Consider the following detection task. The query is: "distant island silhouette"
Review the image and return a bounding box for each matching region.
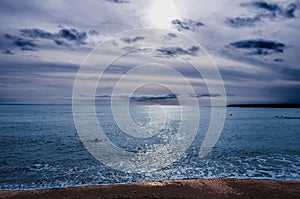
[227,104,300,108]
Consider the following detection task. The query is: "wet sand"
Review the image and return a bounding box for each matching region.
[1,178,300,199]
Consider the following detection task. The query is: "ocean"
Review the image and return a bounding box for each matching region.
[0,104,299,190]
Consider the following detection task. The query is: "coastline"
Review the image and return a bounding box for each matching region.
[1,178,300,199]
[227,104,300,108]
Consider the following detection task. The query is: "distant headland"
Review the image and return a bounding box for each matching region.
[227,104,300,108]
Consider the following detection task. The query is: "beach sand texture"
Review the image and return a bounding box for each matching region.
[1,178,300,199]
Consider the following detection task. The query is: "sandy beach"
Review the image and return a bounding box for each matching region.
[1,178,300,199]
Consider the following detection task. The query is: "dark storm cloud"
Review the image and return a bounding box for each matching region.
[155,46,199,58]
[1,49,14,55]
[20,28,55,39]
[130,93,177,101]
[121,36,144,43]
[4,27,88,51]
[54,40,69,46]
[252,1,280,12]
[105,0,130,3]
[243,1,297,19]
[284,3,298,18]
[228,1,298,28]
[274,58,284,62]
[21,28,88,44]
[58,28,87,44]
[229,39,285,55]
[171,19,204,31]
[4,34,37,51]
[225,16,261,28]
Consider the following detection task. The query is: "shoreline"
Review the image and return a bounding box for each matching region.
[1,178,300,199]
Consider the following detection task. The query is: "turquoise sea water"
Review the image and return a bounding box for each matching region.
[0,104,299,190]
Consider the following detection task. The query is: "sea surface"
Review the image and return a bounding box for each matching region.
[0,104,299,190]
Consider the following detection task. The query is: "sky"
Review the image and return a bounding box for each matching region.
[0,0,300,104]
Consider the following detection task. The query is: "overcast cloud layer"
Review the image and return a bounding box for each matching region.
[0,0,299,104]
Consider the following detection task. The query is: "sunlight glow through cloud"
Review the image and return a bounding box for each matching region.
[147,0,179,28]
